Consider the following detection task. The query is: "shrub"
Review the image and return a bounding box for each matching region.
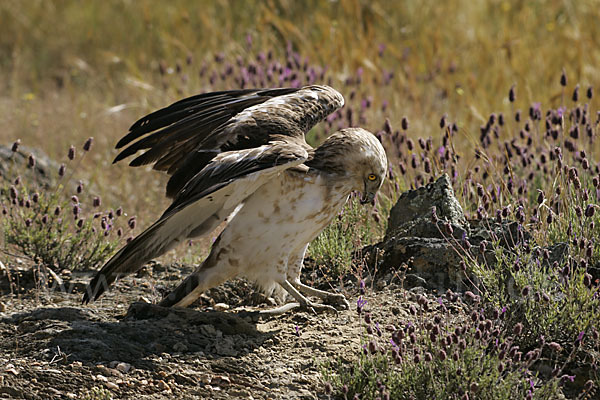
[1,139,131,274]
[322,294,574,400]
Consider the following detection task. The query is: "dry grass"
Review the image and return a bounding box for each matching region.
[1,0,600,258]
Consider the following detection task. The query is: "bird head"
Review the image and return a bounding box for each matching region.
[346,128,388,205]
[308,127,388,204]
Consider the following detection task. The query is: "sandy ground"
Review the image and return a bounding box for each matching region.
[0,263,420,399]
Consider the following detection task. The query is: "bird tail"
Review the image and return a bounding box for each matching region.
[82,209,196,303]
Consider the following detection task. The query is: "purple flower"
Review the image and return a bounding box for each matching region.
[356,296,367,314]
[577,331,585,342]
[11,139,20,152]
[561,375,575,383]
[437,146,446,158]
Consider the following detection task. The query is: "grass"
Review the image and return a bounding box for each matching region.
[1,1,600,398]
[308,196,383,277]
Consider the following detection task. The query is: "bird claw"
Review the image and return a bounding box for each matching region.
[324,293,350,310]
[258,301,337,315]
[301,301,338,315]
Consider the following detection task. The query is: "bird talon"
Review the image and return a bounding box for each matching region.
[301,301,337,314]
[325,293,350,310]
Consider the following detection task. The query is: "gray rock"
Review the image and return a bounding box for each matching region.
[366,174,561,292]
[368,236,467,292]
[0,145,60,189]
[387,173,468,239]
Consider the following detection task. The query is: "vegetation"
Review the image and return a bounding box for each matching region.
[0,138,133,273]
[1,1,599,398]
[308,195,383,277]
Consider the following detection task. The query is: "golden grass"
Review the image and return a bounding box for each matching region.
[1,0,600,260]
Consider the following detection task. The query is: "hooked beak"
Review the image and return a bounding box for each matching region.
[360,191,376,205]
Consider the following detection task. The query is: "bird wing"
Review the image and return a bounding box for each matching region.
[83,142,307,303]
[83,85,344,303]
[113,85,344,198]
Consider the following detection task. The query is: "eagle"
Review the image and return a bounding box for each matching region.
[83,85,387,313]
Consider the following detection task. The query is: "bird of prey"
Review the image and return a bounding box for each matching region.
[83,85,387,313]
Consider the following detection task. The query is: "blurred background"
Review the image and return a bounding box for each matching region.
[1,0,599,246]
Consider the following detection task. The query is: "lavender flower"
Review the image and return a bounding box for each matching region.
[11,139,21,152]
[83,137,93,151]
[68,145,76,160]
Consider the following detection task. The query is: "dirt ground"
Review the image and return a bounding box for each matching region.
[0,262,422,399]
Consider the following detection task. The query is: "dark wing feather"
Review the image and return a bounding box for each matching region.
[116,89,287,148]
[113,85,344,198]
[113,92,284,164]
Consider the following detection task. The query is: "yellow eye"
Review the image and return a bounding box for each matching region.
[368,174,377,181]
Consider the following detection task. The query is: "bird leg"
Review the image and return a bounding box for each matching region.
[259,280,337,315]
[291,280,350,310]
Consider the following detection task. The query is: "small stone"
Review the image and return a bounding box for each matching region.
[266,297,277,306]
[96,374,108,382]
[212,375,231,386]
[4,363,18,375]
[116,362,131,374]
[157,380,171,391]
[105,381,119,390]
[213,303,230,311]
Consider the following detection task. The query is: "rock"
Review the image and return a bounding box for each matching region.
[115,362,132,374]
[468,218,530,248]
[0,144,61,189]
[157,380,171,391]
[211,375,231,387]
[366,174,550,292]
[387,173,468,239]
[367,175,470,290]
[213,303,230,311]
[4,363,19,375]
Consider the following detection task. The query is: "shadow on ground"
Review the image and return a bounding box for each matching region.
[1,303,271,370]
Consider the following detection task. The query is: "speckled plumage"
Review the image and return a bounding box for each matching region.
[83,86,387,312]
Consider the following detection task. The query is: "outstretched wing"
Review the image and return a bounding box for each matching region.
[83,142,308,303]
[83,85,344,303]
[114,85,344,198]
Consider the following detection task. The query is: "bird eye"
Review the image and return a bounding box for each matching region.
[368,174,377,181]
